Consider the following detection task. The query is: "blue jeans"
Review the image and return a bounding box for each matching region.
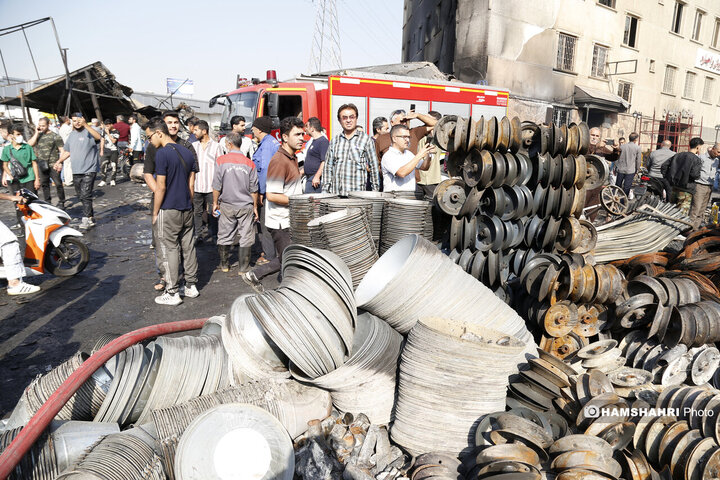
[615,172,634,195]
[305,179,322,193]
[73,172,96,218]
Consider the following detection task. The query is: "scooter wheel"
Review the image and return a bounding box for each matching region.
[44,236,90,276]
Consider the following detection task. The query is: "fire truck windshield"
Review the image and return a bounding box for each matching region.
[220,91,258,132]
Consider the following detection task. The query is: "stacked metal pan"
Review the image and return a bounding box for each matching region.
[288,193,337,244]
[290,313,403,425]
[152,380,331,478]
[174,404,294,480]
[20,352,109,423]
[434,116,602,298]
[391,317,526,456]
[242,245,356,380]
[348,191,395,246]
[135,335,230,425]
[0,425,58,479]
[355,234,535,356]
[222,294,291,384]
[380,198,433,254]
[307,208,378,287]
[56,425,165,479]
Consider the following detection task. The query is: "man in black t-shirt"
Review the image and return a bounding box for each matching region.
[302,117,329,193]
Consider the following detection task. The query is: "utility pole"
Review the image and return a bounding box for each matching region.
[308,0,342,73]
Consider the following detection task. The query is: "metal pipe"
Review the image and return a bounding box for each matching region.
[0,317,209,478]
[21,27,40,80]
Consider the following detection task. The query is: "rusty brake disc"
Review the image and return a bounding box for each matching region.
[562,155,577,189]
[496,116,511,153]
[550,450,621,479]
[572,220,597,255]
[453,116,469,152]
[491,151,508,188]
[433,178,467,216]
[485,116,498,151]
[509,116,522,153]
[433,114,457,151]
[585,154,609,190]
[574,154,587,189]
[571,186,586,218]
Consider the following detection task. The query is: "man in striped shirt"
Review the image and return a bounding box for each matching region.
[192,120,225,243]
[322,104,380,195]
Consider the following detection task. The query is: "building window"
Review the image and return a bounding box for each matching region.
[663,66,677,94]
[617,81,633,103]
[623,15,639,47]
[556,33,577,72]
[702,77,714,102]
[692,10,704,41]
[591,45,609,78]
[552,107,572,127]
[672,2,684,34]
[712,18,720,48]
[650,60,656,73]
[597,0,616,7]
[683,71,697,98]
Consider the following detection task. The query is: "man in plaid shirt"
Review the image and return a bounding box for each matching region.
[322,104,380,195]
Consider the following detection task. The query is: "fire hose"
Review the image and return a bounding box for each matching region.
[0,317,209,478]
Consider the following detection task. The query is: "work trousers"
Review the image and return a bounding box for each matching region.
[253,227,291,280]
[256,198,277,259]
[156,209,198,294]
[8,180,36,225]
[689,183,712,229]
[38,165,66,203]
[673,189,693,216]
[217,204,255,247]
[193,192,217,239]
[100,151,118,182]
[72,172,96,218]
[0,220,24,281]
[615,172,634,195]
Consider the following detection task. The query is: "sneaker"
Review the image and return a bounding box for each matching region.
[79,217,90,230]
[155,291,182,306]
[55,200,66,209]
[110,180,116,186]
[184,284,199,298]
[7,282,40,295]
[88,217,96,227]
[97,180,106,187]
[10,223,21,230]
[240,271,265,293]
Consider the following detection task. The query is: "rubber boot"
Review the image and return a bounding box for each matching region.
[218,244,230,272]
[238,246,252,274]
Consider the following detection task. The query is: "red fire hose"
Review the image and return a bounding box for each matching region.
[0,317,208,478]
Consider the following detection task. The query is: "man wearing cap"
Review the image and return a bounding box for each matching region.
[251,116,279,266]
[55,112,102,230]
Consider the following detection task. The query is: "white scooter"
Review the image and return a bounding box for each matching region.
[0,189,89,278]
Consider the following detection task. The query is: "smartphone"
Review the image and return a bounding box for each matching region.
[410,103,416,112]
[605,139,615,146]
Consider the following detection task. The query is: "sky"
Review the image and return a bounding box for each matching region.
[0,0,404,100]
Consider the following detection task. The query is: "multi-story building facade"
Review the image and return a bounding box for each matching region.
[403,0,720,148]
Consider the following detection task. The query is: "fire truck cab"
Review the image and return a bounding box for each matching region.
[210,69,510,139]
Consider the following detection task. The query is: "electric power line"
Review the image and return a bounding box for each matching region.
[308,0,343,72]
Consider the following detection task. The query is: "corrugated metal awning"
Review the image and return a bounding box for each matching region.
[574,85,630,112]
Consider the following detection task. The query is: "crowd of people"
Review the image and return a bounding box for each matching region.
[2,107,719,301]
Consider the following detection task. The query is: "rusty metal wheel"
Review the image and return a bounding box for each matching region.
[601,184,630,215]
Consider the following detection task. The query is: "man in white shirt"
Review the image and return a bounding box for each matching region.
[222,116,254,158]
[192,120,225,243]
[58,116,73,186]
[128,115,144,165]
[382,124,435,192]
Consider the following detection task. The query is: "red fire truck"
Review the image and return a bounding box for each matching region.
[209,69,509,138]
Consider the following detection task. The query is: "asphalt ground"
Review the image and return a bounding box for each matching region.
[0,176,278,416]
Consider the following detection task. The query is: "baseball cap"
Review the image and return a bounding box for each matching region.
[70,112,84,118]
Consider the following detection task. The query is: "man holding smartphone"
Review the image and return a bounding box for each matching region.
[374,107,438,166]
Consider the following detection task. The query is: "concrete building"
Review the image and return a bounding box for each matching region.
[403,0,720,148]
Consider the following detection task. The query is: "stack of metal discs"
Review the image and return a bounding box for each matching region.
[307,208,378,287]
[391,317,526,456]
[52,421,121,473]
[221,294,290,384]
[348,191,394,247]
[56,426,165,479]
[290,313,402,424]
[319,197,375,244]
[388,190,422,200]
[380,198,433,254]
[288,193,337,244]
[356,234,535,357]
[174,404,294,480]
[22,351,109,422]
[0,426,58,479]
[242,245,356,380]
[135,335,230,424]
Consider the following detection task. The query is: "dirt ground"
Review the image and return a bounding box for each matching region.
[0,177,278,416]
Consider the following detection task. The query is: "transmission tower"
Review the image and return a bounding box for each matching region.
[308,0,342,73]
